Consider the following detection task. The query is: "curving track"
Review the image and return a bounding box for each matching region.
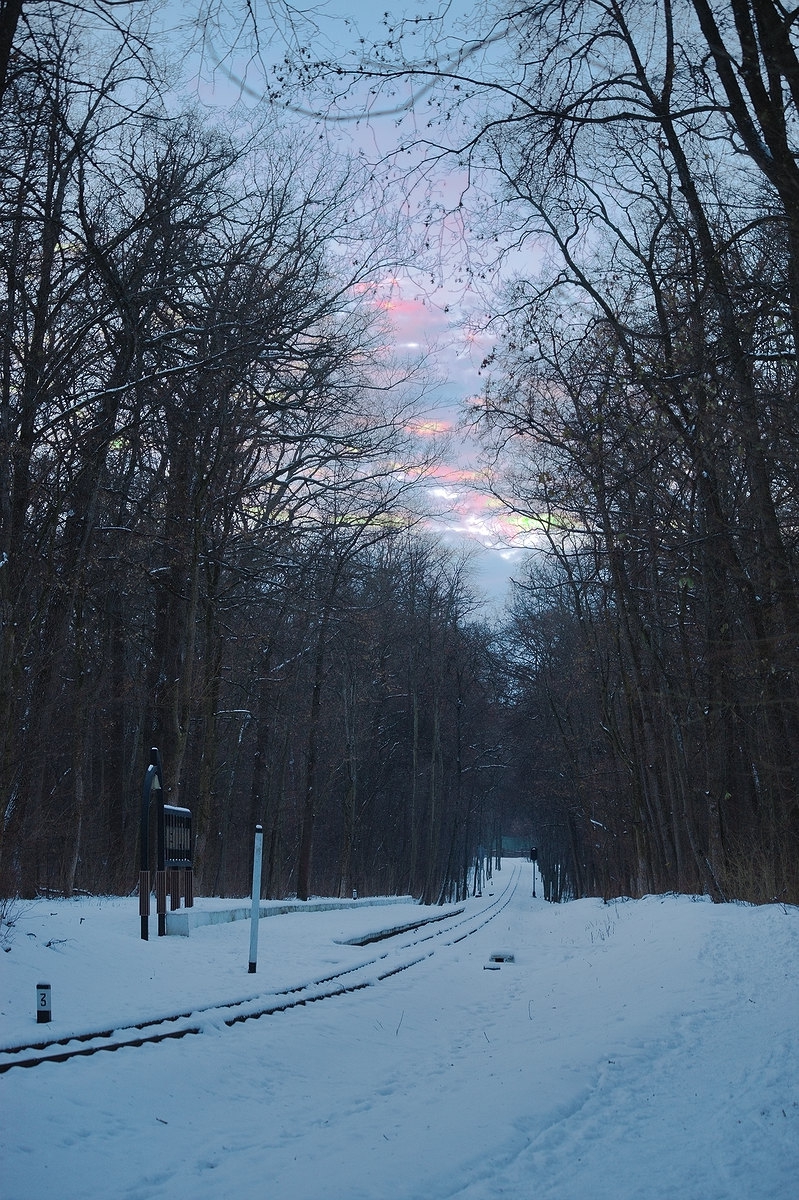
[0,862,523,1075]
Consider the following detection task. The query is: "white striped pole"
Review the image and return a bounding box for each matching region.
[248,825,264,973]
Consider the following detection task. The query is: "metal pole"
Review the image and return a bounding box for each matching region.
[152,748,166,937]
[139,748,164,940]
[248,824,264,973]
[139,763,158,941]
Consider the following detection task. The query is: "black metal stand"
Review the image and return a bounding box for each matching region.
[140,748,165,940]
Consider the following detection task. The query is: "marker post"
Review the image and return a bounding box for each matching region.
[36,982,51,1023]
[248,824,264,973]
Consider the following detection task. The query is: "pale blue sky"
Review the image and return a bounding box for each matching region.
[179,0,534,611]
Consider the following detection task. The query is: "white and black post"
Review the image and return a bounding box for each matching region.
[36,982,51,1023]
[248,824,264,973]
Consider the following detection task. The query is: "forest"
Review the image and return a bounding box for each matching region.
[2,0,798,908]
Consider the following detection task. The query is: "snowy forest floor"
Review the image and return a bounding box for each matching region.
[1,862,797,1199]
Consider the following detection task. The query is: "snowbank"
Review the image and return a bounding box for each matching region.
[1,871,797,1198]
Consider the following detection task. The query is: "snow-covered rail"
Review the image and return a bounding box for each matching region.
[0,863,523,1074]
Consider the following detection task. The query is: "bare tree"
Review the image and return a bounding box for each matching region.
[279,0,799,902]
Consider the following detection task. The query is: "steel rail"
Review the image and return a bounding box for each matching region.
[0,863,523,1075]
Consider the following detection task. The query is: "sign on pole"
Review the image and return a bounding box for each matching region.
[139,748,193,940]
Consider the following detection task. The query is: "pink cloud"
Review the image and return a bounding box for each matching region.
[405,418,454,437]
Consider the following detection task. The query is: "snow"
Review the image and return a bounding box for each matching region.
[2,862,798,1199]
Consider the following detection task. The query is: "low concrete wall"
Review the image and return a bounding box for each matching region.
[165,895,415,936]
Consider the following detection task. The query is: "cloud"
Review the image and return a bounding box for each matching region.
[366,273,541,608]
[405,418,454,437]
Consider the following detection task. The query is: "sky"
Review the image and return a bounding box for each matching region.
[369,272,535,609]
[311,0,542,611]
[2,866,798,1197]
[180,0,540,612]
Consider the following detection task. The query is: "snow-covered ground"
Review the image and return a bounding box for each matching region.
[1,862,797,1199]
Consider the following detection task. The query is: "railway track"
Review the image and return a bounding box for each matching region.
[0,862,522,1075]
